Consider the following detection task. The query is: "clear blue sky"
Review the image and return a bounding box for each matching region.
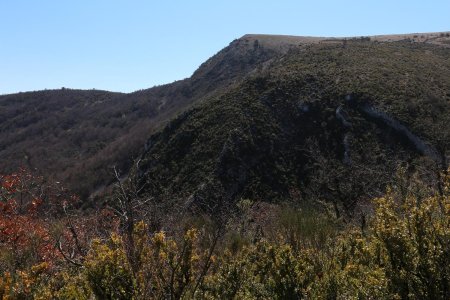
[1,1,449,95]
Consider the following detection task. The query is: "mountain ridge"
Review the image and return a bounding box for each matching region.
[1,32,449,205]
[137,36,450,216]
[0,33,288,198]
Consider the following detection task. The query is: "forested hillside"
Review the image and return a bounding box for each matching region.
[139,38,450,218]
[0,35,286,199]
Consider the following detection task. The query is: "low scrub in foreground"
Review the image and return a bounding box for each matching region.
[0,169,449,299]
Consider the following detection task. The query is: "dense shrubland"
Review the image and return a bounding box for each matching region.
[0,166,448,299]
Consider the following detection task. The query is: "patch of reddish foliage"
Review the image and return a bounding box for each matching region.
[0,168,118,269]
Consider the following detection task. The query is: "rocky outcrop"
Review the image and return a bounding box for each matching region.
[336,105,353,165]
[358,103,442,165]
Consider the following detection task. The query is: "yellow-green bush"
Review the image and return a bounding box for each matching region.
[307,232,391,299]
[84,233,134,299]
[203,241,317,299]
[83,222,212,299]
[308,183,449,299]
[371,190,449,299]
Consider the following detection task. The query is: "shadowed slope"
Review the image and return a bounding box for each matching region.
[139,39,450,215]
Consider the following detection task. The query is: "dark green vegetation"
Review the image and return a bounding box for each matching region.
[140,38,450,218]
